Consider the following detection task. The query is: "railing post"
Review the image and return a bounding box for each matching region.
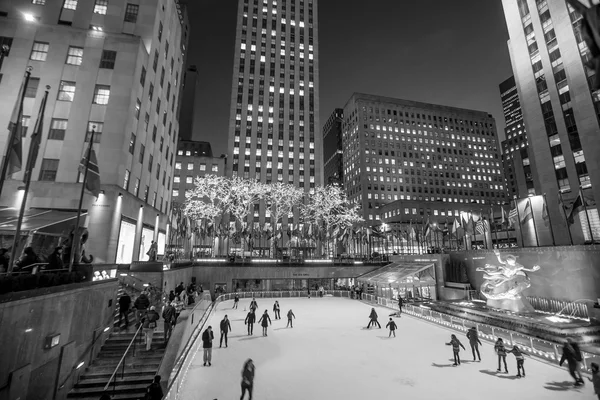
[509,332,514,345]
[491,327,496,338]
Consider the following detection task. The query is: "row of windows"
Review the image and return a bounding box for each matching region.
[174,163,219,172]
[32,0,140,23]
[30,41,117,69]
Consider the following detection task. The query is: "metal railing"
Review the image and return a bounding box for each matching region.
[103,324,144,393]
[363,295,600,373]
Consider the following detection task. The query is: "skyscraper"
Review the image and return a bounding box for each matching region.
[323,108,343,186]
[499,76,536,199]
[0,0,189,263]
[179,65,199,141]
[226,0,321,225]
[502,0,600,244]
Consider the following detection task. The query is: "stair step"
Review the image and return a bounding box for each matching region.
[91,357,161,367]
[81,368,158,380]
[67,383,148,397]
[75,376,153,388]
[85,363,160,374]
[96,351,164,360]
[67,395,143,400]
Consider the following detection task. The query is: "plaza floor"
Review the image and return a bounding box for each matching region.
[179,297,593,400]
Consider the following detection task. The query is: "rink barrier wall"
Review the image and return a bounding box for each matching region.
[162,290,352,399]
[361,294,600,374]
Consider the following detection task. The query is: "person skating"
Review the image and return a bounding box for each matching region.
[385,317,397,337]
[397,296,403,314]
[220,315,232,348]
[273,301,281,319]
[245,309,256,335]
[559,337,585,386]
[286,309,295,328]
[446,334,466,366]
[494,338,509,373]
[466,326,482,362]
[234,294,239,309]
[202,326,214,366]
[507,345,527,378]
[367,308,381,329]
[588,362,600,399]
[249,298,258,313]
[258,310,272,336]
[240,358,255,400]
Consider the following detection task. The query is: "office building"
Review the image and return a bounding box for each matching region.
[499,75,536,199]
[341,93,507,223]
[226,0,321,225]
[323,108,343,186]
[178,64,198,141]
[0,0,189,263]
[501,0,600,244]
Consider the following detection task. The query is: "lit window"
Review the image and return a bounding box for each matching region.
[57,81,76,101]
[212,165,219,172]
[66,46,83,65]
[123,169,130,190]
[30,42,49,61]
[94,0,108,14]
[173,189,179,197]
[93,85,110,105]
[32,0,46,4]
[175,162,182,170]
[200,163,206,171]
[48,119,68,140]
[187,163,194,170]
[63,0,78,10]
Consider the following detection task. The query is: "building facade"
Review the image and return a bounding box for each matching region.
[501,0,600,244]
[226,0,321,226]
[0,0,189,263]
[322,108,343,185]
[499,75,536,199]
[178,64,198,141]
[342,93,507,223]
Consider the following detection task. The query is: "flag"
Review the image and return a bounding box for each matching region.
[508,208,518,227]
[24,88,49,183]
[78,148,101,198]
[542,196,550,227]
[6,69,31,175]
[567,194,583,225]
[424,224,431,238]
[501,207,508,226]
[520,199,533,224]
[475,220,484,235]
[466,215,475,235]
[452,218,460,234]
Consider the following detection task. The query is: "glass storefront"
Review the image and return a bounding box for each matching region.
[157,231,166,256]
[116,220,136,264]
[139,227,154,261]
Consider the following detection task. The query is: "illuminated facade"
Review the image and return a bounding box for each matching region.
[322,108,343,185]
[226,0,321,225]
[0,0,189,263]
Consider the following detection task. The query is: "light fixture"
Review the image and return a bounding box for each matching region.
[119,273,128,277]
[76,361,85,369]
[17,186,25,191]
[142,283,149,287]
[118,193,123,198]
[25,328,33,333]
[104,327,110,332]
[100,190,105,195]
[23,13,36,22]
[140,205,144,209]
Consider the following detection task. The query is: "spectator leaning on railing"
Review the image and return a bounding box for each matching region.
[0,248,9,273]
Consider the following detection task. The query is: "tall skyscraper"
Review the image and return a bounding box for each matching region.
[322,108,343,186]
[0,0,189,263]
[502,0,600,244]
[499,76,536,199]
[226,0,321,225]
[342,93,506,223]
[179,65,199,141]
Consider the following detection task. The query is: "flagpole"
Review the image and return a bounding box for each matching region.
[0,67,32,200]
[8,86,49,273]
[528,198,540,246]
[559,191,574,245]
[543,194,556,246]
[580,187,595,243]
[68,128,95,271]
[514,199,525,247]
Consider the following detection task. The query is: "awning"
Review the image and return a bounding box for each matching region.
[357,262,436,285]
[0,208,87,235]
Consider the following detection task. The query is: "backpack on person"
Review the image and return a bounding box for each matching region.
[145,382,162,400]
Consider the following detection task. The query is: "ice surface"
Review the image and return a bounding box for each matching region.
[179,297,593,400]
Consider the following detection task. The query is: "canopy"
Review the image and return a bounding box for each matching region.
[357,261,436,285]
[0,208,87,236]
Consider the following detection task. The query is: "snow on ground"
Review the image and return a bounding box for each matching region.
[179,297,593,400]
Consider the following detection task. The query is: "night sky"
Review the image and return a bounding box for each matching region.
[185,0,513,157]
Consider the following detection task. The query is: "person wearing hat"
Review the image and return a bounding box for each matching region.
[46,246,64,270]
[466,326,482,362]
[202,326,214,366]
[240,358,255,400]
[142,306,160,351]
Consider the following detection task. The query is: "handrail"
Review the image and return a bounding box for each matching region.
[0,263,56,276]
[103,323,144,392]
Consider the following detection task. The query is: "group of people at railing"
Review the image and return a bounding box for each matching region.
[0,246,65,273]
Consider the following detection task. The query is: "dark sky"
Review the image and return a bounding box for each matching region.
[186,0,513,157]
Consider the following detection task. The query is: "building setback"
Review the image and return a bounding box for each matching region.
[499,75,536,200]
[0,0,189,263]
[341,93,507,224]
[322,108,343,186]
[501,0,600,244]
[226,0,321,226]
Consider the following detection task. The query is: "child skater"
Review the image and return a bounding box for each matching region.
[507,345,527,378]
[446,334,466,366]
[385,317,397,338]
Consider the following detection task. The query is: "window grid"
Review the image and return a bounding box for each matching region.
[93,85,110,105]
[25,78,40,98]
[93,0,108,14]
[99,50,116,69]
[63,0,78,10]
[30,42,49,61]
[48,119,68,140]
[66,46,83,65]
[39,158,59,181]
[57,81,76,101]
[124,3,139,23]
[85,122,103,143]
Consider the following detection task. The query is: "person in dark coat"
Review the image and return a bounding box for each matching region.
[202,326,214,366]
[367,308,381,329]
[145,375,163,400]
[446,334,466,366]
[258,310,272,336]
[0,248,9,273]
[397,296,403,314]
[560,337,584,386]
[234,294,239,309]
[249,298,258,312]
[118,292,131,330]
[466,326,482,361]
[175,282,185,296]
[494,338,508,373]
[46,246,64,270]
[245,310,256,335]
[162,302,176,342]
[14,247,39,271]
[240,358,255,400]
[168,290,176,302]
[220,315,232,348]
[273,301,281,319]
[134,292,150,326]
[286,309,295,328]
[385,317,397,337]
[507,345,527,378]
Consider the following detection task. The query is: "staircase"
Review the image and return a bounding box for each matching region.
[67,284,166,400]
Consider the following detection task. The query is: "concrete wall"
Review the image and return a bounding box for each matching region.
[0,280,117,400]
[450,246,600,303]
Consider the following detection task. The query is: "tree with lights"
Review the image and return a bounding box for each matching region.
[264,182,304,257]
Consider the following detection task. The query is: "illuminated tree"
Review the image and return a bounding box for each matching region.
[264,182,304,255]
[226,176,268,252]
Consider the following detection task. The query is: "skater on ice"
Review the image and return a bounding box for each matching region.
[367,307,381,329]
[273,300,281,320]
[466,326,482,362]
[385,317,397,337]
[233,293,239,309]
[240,358,255,400]
[559,337,584,386]
[286,309,295,328]
[220,315,231,348]
[507,345,527,378]
[245,309,256,335]
[258,309,272,336]
[446,334,466,366]
[587,362,600,399]
[202,326,214,366]
[494,338,508,373]
[249,297,258,312]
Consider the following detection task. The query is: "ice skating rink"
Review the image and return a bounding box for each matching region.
[179,297,593,400]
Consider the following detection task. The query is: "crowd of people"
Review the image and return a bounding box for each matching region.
[0,246,65,273]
